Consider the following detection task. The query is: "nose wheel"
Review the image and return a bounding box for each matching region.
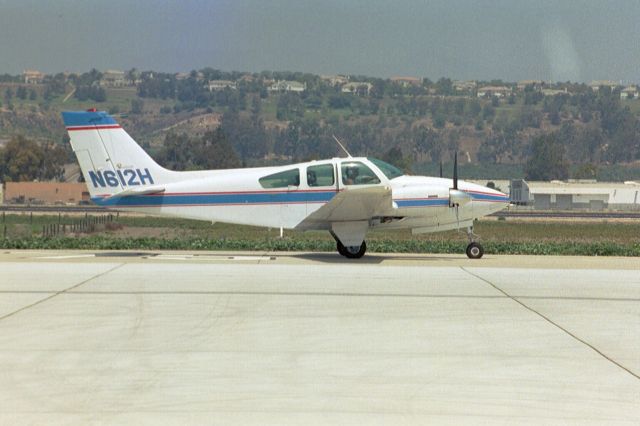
[465,226,484,259]
[466,241,484,259]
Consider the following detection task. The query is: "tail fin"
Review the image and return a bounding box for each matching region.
[62,110,173,198]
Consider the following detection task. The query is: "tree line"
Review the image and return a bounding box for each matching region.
[0,135,70,182]
[1,67,639,182]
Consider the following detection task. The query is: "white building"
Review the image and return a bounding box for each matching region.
[208,80,237,91]
[268,80,306,92]
[620,86,638,100]
[589,80,619,91]
[341,82,373,95]
[23,70,44,84]
[453,80,477,92]
[477,86,511,98]
[542,88,569,97]
[509,180,640,211]
[101,70,126,87]
[321,75,349,86]
[517,80,544,91]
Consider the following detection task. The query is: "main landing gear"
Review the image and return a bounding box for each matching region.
[337,240,367,259]
[465,226,484,259]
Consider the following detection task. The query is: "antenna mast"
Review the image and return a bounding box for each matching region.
[332,134,352,158]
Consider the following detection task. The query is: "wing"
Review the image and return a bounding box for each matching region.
[296,185,394,230]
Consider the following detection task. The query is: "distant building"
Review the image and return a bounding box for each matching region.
[342,82,372,95]
[542,88,569,97]
[3,182,90,205]
[589,80,619,91]
[517,80,544,91]
[620,86,638,100]
[321,75,349,86]
[453,80,477,92]
[390,76,421,87]
[509,180,640,211]
[23,70,45,84]
[208,80,237,91]
[477,86,511,98]
[101,70,126,87]
[175,72,190,81]
[268,80,306,92]
[125,69,142,86]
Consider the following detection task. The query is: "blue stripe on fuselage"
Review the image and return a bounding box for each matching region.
[93,190,337,207]
[394,199,449,208]
[92,189,508,208]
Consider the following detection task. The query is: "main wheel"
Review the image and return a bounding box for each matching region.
[337,240,367,259]
[465,242,484,259]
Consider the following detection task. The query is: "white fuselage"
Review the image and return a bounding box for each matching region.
[93,157,509,233]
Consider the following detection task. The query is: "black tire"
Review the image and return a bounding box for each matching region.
[336,241,346,257]
[337,240,367,259]
[466,242,484,259]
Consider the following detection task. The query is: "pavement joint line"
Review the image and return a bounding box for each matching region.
[0,263,125,323]
[0,290,637,302]
[460,266,640,381]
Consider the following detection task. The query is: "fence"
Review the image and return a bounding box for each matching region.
[41,213,115,237]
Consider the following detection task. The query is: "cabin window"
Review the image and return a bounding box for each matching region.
[341,161,381,185]
[306,164,334,187]
[259,168,300,188]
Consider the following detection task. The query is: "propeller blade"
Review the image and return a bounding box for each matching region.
[439,161,443,178]
[453,151,458,190]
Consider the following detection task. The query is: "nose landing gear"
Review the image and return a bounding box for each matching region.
[465,226,484,259]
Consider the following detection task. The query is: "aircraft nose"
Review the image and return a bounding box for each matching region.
[473,187,510,213]
[490,189,510,213]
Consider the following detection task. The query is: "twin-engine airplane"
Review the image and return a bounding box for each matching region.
[62,110,509,259]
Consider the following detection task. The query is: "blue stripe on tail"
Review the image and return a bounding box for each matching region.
[62,111,117,127]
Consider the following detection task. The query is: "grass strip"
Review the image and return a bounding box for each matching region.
[1,236,638,257]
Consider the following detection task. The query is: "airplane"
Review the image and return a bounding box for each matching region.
[62,109,509,259]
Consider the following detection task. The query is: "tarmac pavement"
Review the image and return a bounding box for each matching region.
[0,250,638,424]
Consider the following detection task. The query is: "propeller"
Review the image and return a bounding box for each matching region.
[448,151,471,229]
[453,151,458,190]
[439,161,443,178]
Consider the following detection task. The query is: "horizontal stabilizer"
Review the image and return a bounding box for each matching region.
[104,185,165,200]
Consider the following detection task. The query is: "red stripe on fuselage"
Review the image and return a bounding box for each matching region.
[66,125,122,131]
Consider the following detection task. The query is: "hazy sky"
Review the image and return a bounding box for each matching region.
[1,0,639,82]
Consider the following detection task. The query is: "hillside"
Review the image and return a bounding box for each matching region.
[1,70,639,181]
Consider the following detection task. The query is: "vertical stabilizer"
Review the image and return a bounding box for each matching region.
[62,111,174,198]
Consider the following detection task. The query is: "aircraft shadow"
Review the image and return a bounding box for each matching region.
[291,252,463,264]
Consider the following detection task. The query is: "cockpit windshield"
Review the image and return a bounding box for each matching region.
[368,157,404,180]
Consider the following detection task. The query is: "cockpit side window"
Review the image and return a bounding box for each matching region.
[259,168,300,188]
[341,161,381,185]
[306,164,334,187]
[368,157,404,180]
